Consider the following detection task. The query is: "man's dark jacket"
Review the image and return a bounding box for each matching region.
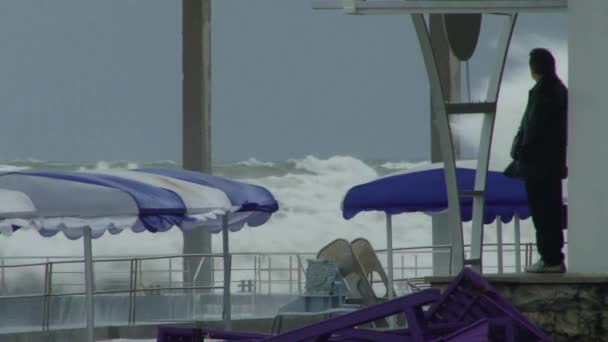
[509,74,568,179]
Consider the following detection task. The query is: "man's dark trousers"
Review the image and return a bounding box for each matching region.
[524,175,564,266]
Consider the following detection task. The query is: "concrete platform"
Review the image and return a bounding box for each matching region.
[0,311,341,342]
[426,272,608,342]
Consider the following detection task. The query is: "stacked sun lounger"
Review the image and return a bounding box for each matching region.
[157,268,552,342]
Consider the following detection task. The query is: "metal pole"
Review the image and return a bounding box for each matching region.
[43,262,52,331]
[222,215,232,329]
[297,255,302,295]
[253,255,257,294]
[257,256,262,294]
[168,256,173,288]
[268,257,271,296]
[289,256,293,294]
[128,259,135,326]
[514,215,521,272]
[401,255,405,281]
[386,214,394,299]
[496,217,503,274]
[132,259,138,325]
[83,227,95,342]
[1,258,5,295]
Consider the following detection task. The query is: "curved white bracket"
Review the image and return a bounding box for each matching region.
[411,14,465,273]
[469,14,517,272]
[412,14,517,274]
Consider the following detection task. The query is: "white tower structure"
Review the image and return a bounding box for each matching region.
[312,0,568,273]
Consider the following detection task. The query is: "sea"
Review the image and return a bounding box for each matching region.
[0,155,537,293]
[0,155,535,256]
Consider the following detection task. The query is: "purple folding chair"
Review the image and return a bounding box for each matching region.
[425,268,551,342]
[158,327,271,342]
[158,269,549,342]
[157,327,204,342]
[200,329,270,340]
[258,288,440,342]
[431,318,492,342]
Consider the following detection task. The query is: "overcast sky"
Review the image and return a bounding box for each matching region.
[0,1,567,163]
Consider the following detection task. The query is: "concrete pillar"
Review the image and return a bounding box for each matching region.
[429,15,461,275]
[567,0,608,273]
[182,0,213,286]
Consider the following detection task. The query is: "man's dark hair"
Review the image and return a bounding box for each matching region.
[529,48,556,76]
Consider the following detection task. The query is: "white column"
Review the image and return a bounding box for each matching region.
[182,0,213,287]
[567,0,608,273]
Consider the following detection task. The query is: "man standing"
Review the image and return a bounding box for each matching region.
[509,48,568,273]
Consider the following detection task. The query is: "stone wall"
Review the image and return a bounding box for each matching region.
[428,274,608,342]
[495,282,608,341]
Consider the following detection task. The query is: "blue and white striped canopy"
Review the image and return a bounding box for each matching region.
[342,161,534,224]
[0,169,278,239]
[137,168,279,230]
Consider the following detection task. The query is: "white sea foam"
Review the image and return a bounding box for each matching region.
[0,155,537,291]
[0,155,537,256]
[0,165,28,172]
[380,161,429,171]
[236,157,275,167]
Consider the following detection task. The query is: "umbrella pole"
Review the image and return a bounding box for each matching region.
[514,215,521,273]
[496,217,503,274]
[386,214,394,299]
[83,226,95,342]
[222,215,232,329]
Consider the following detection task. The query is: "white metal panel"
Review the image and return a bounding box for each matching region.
[312,0,567,14]
[567,0,608,273]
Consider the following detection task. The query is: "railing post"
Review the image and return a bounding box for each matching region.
[267,257,271,296]
[132,259,139,326]
[168,256,173,289]
[257,256,262,295]
[289,256,293,294]
[42,262,53,331]
[138,258,144,290]
[401,255,405,280]
[1,258,5,295]
[252,255,256,293]
[514,215,522,272]
[414,255,419,278]
[128,259,135,326]
[496,217,504,274]
[297,255,302,295]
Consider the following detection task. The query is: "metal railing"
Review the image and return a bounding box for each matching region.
[0,241,550,296]
[0,241,561,333]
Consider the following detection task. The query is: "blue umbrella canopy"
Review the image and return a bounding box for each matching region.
[136,168,279,230]
[342,162,532,224]
[0,170,235,239]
